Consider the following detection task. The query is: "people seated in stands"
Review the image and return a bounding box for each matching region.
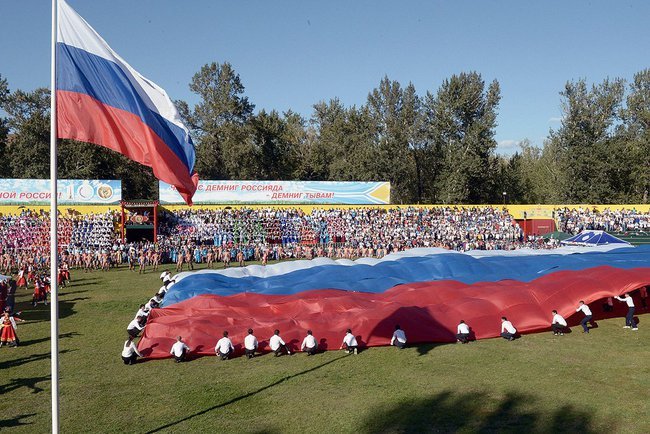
[244,328,258,359]
[614,293,638,330]
[170,336,190,362]
[215,331,235,360]
[500,317,517,341]
[127,316,145,338]
[551,310,568,335]
[456,320,471,343]
[576,301,593,333]
[121,335,142,365]
[269,329,290,357]
[390,324,407,349]
[301,330,318,355]
[340,328,358,354]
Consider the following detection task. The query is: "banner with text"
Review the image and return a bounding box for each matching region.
[0,179,121,205]
[159,180,390,205]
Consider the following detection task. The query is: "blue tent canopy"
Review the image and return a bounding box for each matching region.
[561,230,630,246]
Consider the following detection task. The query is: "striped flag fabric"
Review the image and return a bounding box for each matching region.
[55,0,198,205]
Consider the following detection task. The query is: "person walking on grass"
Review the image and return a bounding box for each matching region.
[551,310,569,336]
[576,301,593,333]
[615,293,638,330]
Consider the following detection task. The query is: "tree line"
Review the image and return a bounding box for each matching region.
[0,66,648,203]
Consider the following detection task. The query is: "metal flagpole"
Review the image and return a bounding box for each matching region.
[50,0,60,432]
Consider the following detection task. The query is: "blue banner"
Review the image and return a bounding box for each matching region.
[159,180,390,205]
[0,179,121,205]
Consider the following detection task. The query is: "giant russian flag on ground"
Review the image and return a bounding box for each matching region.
[138,245,650,359]
[56,0,198,205]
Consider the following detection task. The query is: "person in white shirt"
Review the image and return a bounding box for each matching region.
[121,335,142,365]
[339,328,358,354]
[170,336,190,362]
[244,328,258,359]
[215,330,235,360]
[134,304,149,322]
[127,316,145,338]
[500,317,517,341]
[576,301,593,333]
[160,270,171,284]
[614,293,638,330]
[551,310,568,336]
[456,320,470,344]
[301,330,318,355]
[269,329,290,357]
[390,324,407,349]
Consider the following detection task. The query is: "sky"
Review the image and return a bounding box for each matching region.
[1,0,649,155]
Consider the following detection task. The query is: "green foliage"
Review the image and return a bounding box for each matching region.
[425,72,501,203]
[2,66,650,204]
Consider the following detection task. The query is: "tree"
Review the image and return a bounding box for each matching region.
[622,69,650,203]
[425,72,501,203]
[250,109,302,180]
[1,86,51,178]
[179,62,255,180]
[547,78,625,203]
[366,77,417,203]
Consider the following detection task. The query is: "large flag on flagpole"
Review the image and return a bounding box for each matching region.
[56,0,199,205]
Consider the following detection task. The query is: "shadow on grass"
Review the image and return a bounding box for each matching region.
[0,376,50,394]
[145,354,348,433]
[0,413,36,428]
[0,349,74,370]
[360,390,605,433]
[20,298,89,324]
[367,306,457,356]
[18,331,80,347]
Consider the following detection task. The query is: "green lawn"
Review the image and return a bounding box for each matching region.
[1,264,648,433]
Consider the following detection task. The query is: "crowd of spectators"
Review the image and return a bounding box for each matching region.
[556,207,650,235]
[1,206,649,274]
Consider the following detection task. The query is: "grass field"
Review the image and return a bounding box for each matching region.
[1,264,649,433]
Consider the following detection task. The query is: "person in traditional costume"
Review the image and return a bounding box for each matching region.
[16,268,28,288]
[0,310,24,347]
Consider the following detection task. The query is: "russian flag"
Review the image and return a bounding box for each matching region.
[55,0,198,205]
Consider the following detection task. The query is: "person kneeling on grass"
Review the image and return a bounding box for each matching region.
[215,330,235,360]
[121,335,142,365]
[244,328,258,359]
[127,316,145,338]
[456,320,470,343]
[340,328,358,354]
[269,329,291,357]
[551,310,569,335]
[170,336,190,362]
[500,317,517,341]
[301,330,318,355]
[390,324,407,349]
